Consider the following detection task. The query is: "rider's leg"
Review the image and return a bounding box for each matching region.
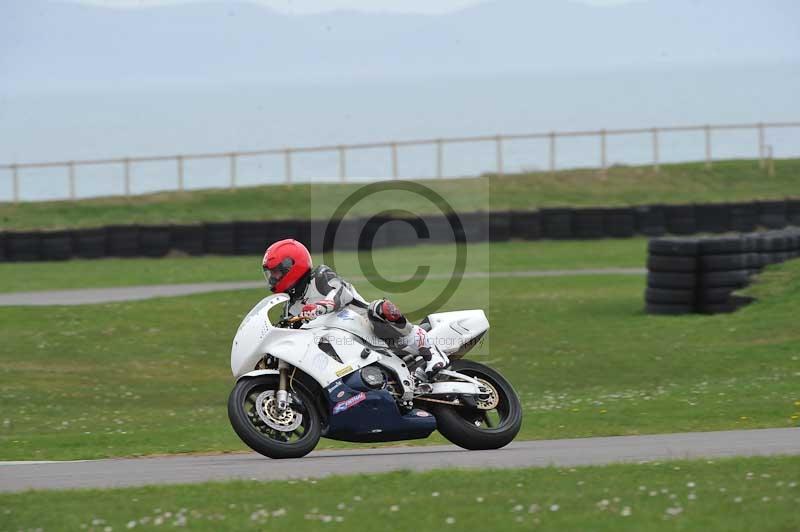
[367,299,449,378]
[409,326,449,378]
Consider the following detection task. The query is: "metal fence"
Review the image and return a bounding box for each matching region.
[1,120,798,202]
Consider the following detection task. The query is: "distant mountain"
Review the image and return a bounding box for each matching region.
[1,0,798,90]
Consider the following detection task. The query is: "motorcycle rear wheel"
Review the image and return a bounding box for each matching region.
[228,375,321,459]
[429,360,522,450]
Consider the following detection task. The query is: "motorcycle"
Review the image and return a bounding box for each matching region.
[227,293,522,458]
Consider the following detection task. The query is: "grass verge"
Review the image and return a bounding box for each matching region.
[1,158,797,230]
[2,456,799,531]
[1,241,798,460]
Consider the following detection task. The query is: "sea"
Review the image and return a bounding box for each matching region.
[1,63,799,201]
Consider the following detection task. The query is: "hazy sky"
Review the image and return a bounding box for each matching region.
[71,0,636,15]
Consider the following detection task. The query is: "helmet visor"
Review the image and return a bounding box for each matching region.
[263,257,294,291]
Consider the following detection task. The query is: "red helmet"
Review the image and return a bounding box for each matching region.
[262,239,312,293]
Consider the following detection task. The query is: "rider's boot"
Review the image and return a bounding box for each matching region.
[416,345,449,382]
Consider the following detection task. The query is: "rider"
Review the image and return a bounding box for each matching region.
[262,238,448,380]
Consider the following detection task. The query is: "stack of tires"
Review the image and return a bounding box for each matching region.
[645,227,800,316]
[696,235,760,314]
[645,238,699,315]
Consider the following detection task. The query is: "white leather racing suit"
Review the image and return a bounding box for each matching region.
[285,265,448,375]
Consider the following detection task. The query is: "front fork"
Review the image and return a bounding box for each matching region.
[276,360,290,412]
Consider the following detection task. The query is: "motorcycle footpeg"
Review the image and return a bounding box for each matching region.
[404,355,426,372]
[414,382,433,394]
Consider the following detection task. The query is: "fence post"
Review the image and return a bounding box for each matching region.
[338,146,346,182]
[11,164,19,203]
[757,122,765,169]
[600,129,607,175]
[177,156,184,191]
[391,143,398,179]
[436,139,443,178]
[123,158,131,197]
[548,132,556,173]
[652,128,660,173]
[68,162,76,200]
[767,145,775,177]
[704,125,712,170]
[284,149,293,184]
[229,153,237,189]
[495,135,504,177]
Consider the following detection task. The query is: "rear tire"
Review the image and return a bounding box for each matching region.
[228,375,322,459]
[430,360,522,451]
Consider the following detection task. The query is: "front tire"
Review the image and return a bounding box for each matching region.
[228,375,322,459]
[430,360,522,450]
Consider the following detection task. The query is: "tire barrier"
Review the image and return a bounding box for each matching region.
[419,215,452,245]
[488,211,512,242]
[6,231,42,262]
[74,228,107,259]
[645,227,800,316]
[603,207,636,238]
[510,210,542,240]
[758,200,787,229]
[234,221,273,256]
[696,203,730,234]
[139,226,171,258]
[540,208,572,239]
[663,204,697,235]
[170,225,205,256]
[645,235,699,315]
[635,204,666,236]
[788,200,800,226]
[2,199,798,262]
[40,231,73,261]
[204,223,236,255]
[729,203,759,233]
[107,225,140,257]
[459,211,490,244]
[572,208,606,239]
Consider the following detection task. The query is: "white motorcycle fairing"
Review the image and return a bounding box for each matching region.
[231,294,490,399]
[231,294,382,387]
[425,309,489,358]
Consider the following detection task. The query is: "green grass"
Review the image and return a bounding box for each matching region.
[2,456,799,531]
[1,158,798,230]
[1,241,799,460]
[0,239,647,293]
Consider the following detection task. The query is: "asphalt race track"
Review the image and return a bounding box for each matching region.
[2,428,797,493]
[0,269,645,306]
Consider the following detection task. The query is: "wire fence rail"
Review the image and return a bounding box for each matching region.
[1,121,798,202]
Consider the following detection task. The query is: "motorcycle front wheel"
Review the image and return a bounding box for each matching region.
[228,375,321,459]
[429,359,522,450]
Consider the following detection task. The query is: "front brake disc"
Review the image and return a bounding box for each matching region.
[255,390,303,432]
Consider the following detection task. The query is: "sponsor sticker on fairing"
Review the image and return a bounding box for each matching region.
[332,392,367,415]
[335,365,354,377]
[336,309,355,321]
[414,410,431,417]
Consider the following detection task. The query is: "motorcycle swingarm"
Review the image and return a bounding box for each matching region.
[424,381,485,396]
[423,371,489,396]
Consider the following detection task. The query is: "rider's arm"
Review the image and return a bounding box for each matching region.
[311,267,356,315]
[317,279,353,314]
